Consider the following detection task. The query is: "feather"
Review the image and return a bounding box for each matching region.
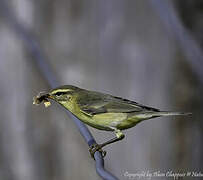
[77,90,160,116]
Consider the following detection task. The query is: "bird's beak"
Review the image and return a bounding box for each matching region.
[47,93,53,99]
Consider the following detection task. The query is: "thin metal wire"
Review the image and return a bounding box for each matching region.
[0,1,119,179]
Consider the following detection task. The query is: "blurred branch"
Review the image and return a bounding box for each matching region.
[0,1,118,179]
[150,0,203,83]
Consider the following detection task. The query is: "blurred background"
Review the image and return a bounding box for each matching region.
[0,0,202,179]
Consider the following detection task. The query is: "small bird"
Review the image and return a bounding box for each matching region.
[33,85,191,158]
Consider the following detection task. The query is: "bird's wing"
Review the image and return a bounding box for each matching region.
[77,91,160,116]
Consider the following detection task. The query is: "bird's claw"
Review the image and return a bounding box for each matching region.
[89,143,107,160]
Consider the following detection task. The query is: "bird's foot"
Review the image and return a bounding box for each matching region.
[89,143,107,160]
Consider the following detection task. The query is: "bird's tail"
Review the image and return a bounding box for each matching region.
[136,111,192,120]
[152,111,191,116]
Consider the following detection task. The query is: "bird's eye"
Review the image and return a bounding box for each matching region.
[55,92,65,97]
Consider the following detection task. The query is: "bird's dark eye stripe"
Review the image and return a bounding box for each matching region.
[54,92,66,96]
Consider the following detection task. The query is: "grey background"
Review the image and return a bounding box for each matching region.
[0,0,202,179]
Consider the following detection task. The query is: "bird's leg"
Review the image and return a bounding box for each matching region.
[100,129,125,147]
[89,129,125,159]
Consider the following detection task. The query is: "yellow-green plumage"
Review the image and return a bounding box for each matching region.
[47,85,189,131]
[33,85,191,158]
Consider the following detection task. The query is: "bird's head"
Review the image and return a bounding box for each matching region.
[49,85,79,103]
[33,85,80,107]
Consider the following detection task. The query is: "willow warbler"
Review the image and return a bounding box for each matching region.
[33,85,191,158]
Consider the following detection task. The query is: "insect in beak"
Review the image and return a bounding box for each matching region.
[33,92,53,108]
